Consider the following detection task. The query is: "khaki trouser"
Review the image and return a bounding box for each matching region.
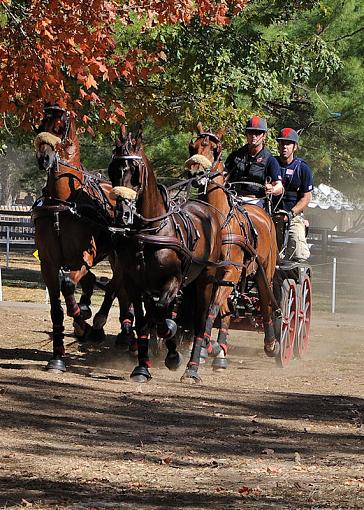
[285,216,310,261]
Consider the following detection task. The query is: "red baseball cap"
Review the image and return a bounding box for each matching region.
[245,116,267,132]
[277,127,299,143]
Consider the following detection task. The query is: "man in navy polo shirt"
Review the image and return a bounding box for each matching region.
[275,128,313,262]
[225,116,283,209]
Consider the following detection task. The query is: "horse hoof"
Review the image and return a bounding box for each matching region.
[264,340,280,358]
[73,320,90,340]
[180,369,202,384]
[46,358,66,372]
[212,357,228,371]
[130,366,152,383]
[85,327,106,344]
[165,352,183,371]
[79,304,92,321]
[157,319,177,339]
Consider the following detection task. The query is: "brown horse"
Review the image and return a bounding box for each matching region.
[107,126,223,383]
[33,104,116,371]
[186,123,279,366]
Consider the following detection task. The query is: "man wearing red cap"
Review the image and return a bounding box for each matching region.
[225,116,283,208]
[275,128,313,262]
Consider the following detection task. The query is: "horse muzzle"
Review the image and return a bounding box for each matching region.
[110,186,137,226]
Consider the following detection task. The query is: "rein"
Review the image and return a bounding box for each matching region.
[36,141,114,229]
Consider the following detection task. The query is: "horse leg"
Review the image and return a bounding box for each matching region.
[181,270,215,384]
[204,265,242,370]
[212,313,231,370]
[152,280,182,370]
[256,267,279,357]
[40,260,66,372]
[73,270,96,340]
[115,303,136,351]
[130,296,152,383]
[87,281,116,343]
[78,270,96,320]
[61,267,91,340]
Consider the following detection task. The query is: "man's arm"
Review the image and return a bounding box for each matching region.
[291,191,312,216]
[266,155,283,195]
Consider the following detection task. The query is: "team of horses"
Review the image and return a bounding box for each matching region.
[33,107,280,383]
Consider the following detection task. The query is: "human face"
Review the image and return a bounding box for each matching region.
[278,140,296,163]
[246,130,266,151]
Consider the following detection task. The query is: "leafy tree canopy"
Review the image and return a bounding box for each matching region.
[1,0,364,200]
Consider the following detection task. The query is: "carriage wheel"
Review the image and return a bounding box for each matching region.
[294,274,312,359]
[275,279,297,368]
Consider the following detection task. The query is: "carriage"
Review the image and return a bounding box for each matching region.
[227,260,312,368]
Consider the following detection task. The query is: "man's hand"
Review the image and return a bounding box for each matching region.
[265,182,273,195]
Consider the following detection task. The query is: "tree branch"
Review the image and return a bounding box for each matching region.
[330,26,364,42]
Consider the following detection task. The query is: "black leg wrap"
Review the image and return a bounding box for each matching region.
[78,304,92,321]
[115,329,135,350]
[85,327,106,344]
[61,276,76,297]
[208,340,223,357]
[200,344,209,359]
[130,365,152,383]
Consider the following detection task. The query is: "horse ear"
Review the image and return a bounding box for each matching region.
[136,127,143,143]
[120,124,127,142]
[216,128,225,140]
[196,121,203,134]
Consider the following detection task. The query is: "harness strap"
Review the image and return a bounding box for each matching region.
[222,233,255,255]
[132,232,249,270]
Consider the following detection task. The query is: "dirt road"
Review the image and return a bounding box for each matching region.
[0,303,363,509]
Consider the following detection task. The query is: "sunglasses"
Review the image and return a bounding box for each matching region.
[246,130,265,136]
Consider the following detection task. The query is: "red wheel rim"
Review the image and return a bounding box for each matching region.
[277,280,297,367]
[295,275,312,358]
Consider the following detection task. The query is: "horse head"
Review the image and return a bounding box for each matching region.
[38,104,70,141]
[185,122,225,185]
[37,103,80,165]
[109,125,147,226]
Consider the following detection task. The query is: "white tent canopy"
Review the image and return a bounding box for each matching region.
[308,183,358,211]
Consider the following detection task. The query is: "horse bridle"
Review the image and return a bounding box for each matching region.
[190,132,223,162]
[111,146,146,195]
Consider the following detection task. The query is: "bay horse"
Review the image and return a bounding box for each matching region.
[33,104,117,372]
[186,123,279,366]
[107,126,223,383]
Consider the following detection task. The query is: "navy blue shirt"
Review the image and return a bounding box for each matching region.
[275,157,314,211]
[225,145,282,197]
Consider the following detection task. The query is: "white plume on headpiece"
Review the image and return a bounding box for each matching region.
[34,132,62,151]
[110,186,137,200]
[185,154,212,172]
